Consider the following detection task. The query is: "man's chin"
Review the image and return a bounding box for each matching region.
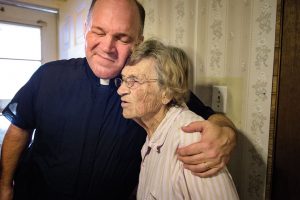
[88,59,122,79]
[93,68,121,79]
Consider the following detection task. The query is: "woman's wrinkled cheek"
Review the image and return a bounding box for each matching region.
[135,92,148,116]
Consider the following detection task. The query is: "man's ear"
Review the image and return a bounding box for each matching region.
[84,21,89,39]
[140,35,144,42]
[136,35,144,45]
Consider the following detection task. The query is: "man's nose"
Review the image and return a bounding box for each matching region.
[101,35,115,52]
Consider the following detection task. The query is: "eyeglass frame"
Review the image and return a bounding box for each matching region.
[114,75,158,89]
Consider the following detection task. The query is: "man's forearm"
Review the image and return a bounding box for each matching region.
[207,113,237,150]
[0,124,30,186]
[207,113,236,132]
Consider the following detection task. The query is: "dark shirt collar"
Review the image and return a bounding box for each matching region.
[84,58,119,88]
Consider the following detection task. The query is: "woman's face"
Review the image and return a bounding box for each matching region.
[117,58,165,120]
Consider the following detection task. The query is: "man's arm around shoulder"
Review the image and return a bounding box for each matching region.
[178,113,237,177]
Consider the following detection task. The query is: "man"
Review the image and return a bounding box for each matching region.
[0,0,236,199]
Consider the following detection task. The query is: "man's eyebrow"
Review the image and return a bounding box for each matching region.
[91,26,105,31]
[90,26,133,40]
[114,32,134,41]
[115,32,130,37]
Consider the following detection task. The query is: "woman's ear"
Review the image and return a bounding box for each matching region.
[161,91,172,105]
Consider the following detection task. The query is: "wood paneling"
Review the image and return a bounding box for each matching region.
[266,0,282,199]
[271,0,300,199]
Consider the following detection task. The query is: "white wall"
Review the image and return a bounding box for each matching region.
[19,0,91,58]
[56,0,92,58]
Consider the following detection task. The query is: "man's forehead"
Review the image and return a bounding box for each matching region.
[90,0,141,35]
[93,0,140,17]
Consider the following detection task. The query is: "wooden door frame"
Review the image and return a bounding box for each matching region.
[266,0,282,199]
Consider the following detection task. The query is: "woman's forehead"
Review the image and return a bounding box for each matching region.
[122,58,156,76]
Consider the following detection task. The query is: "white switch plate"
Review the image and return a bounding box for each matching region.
[212,86,227,113]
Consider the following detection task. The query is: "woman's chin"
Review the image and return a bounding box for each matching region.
[122,112,133,119]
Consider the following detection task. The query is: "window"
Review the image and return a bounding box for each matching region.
[0,2,58,147]
[0,22,41,99]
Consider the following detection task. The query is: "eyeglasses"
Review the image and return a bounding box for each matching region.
[114,76,158,88]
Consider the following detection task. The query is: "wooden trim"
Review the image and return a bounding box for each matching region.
[266,0,283,199]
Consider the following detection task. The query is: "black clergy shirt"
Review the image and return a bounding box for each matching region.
[3,58,146,200]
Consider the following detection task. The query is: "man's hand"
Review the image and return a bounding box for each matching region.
[177,115,236,177]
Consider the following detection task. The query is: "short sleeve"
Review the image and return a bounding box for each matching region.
[186,91,215,120]
[2,66,43,130]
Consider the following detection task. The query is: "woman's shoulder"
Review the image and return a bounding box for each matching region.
[172,106,205,148]
[176,106,205,125]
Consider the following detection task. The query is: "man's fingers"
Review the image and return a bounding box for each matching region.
[177,153,206,165]
[181,121,205,133]
[177,142,206,156]
[183,163,222,178]
[191,167,221,178]
[184,162,209,172]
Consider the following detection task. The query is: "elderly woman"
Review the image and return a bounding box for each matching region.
[116,40,239,200]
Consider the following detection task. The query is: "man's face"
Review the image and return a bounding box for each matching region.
[117,58,165,120]
[85,0,142,79]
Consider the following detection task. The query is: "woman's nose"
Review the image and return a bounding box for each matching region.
[117,82,129,96]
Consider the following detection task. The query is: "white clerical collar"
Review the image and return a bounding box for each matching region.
[99,78,110,85]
